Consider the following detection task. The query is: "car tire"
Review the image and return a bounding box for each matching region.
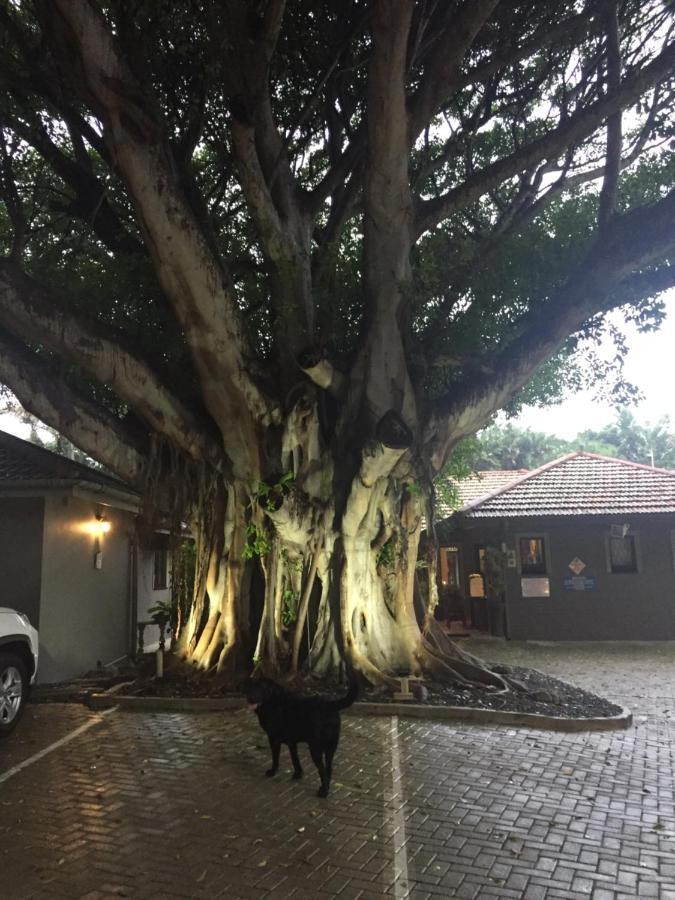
[0,652,28,738]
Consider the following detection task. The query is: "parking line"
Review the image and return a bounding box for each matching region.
[387,715,410,899]
[0,706,118,786]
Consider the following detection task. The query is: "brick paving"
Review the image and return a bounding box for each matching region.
[0,642,674,899]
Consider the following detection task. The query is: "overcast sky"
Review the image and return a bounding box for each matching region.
[511,290,675,439]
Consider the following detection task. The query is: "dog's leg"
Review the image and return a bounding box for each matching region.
[309,744,329,797]
[324,740,337,793]
[288,742,303,779]
[266,737,281,777]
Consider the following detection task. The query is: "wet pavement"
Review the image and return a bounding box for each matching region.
[1,641,674,899]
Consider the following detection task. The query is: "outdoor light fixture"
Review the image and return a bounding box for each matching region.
[96,513,111,535]
[92,514,110,570]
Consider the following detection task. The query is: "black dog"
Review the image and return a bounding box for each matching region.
[246,676,358,797]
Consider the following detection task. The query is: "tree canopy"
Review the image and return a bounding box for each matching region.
[1,1,675,683]
[577,408,675,466]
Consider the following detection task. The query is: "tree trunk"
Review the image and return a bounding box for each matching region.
[174,402,505,690]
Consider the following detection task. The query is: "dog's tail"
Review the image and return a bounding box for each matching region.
[329,674,359,710]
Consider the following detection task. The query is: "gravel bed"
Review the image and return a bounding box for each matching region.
[362,664,622,718]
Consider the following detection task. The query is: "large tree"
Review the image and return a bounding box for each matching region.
[1,0,675,687]
[578,408,675,466]
[471,424,571,470]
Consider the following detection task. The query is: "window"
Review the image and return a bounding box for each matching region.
[153,548,168,590]
[439,546,460,588]
[608,534,637,573]
[519,537,547,575]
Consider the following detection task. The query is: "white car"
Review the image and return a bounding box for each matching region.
[0,608,39,738]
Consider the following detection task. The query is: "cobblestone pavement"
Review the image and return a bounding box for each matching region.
[0,642,674,899]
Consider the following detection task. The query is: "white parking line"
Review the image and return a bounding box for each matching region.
[0,706,118,786]
[387,715,410,899]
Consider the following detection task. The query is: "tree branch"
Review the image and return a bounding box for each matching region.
[408,0,500,143]
[45,0,277,476]
[0,328,145,487]
[456,8,595,93]
[0,260,228,470]
[355,0,417,426]
[598,0,622,231]
[425,190,675,468]
[2,112,144,255]
[415,37,675,237]
[224,0,315,363]
[0,131,28,261]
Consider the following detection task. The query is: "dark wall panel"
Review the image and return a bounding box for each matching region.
[0,496,45,627]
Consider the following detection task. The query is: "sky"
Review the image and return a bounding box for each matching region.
[510,290,675,439]
[1,292,674,445]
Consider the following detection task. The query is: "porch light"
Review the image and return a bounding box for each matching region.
[96,514,111,535]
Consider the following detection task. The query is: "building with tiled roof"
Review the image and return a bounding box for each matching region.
[434,452,675,643]
[0,430,170,682]
[435,469,529,519]
[0,429,138,502]
[460,453,675,517]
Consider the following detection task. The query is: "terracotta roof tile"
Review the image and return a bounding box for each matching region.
[436,469,528,519]
[460,452,675,517]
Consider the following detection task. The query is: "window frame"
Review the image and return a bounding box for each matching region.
[517,534,549,576]
[153,547,169,590]
[605,531,640,574]
[439,546,461,589]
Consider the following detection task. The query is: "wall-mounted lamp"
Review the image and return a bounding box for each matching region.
[96,513,111,535]
[93,514,110,570]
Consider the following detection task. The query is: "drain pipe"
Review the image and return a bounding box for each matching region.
[128,535,139,660]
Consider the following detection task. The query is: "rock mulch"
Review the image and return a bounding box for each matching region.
[361,664,622,718]
[115,658,621,720]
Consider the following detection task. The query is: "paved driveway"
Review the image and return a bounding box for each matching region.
[0,642,674,899]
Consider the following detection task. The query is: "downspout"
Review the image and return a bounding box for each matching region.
[501,516,510,639]
[128,533,139,660]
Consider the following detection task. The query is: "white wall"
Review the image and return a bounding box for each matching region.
[38,493,134,682]
[136,545,172,652]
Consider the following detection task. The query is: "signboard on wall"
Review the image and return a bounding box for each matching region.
[568,557,586,575]
[521,577,550,597]
[564,576,596,591]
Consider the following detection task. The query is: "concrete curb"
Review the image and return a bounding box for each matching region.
[350,701,632,732]
[88,693,245,713]
[88,690,632,731]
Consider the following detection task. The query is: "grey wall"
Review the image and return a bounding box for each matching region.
[502,514,675,641]
[0,496,44,627]
[438,513,675,640]
[38,493,135,682]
